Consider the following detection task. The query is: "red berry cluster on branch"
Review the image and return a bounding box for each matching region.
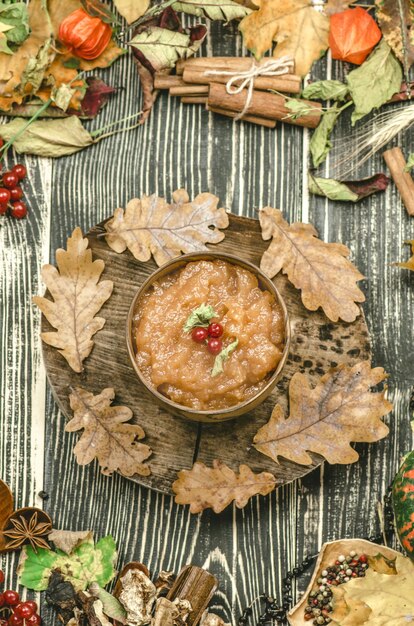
[0,570,41,625]
[191,322,224,355]
[0,157,28,220]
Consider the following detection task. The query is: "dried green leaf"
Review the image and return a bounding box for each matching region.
[129,26,206,72]
[284,99,316,120]
[310,103,342,167]
[308,175,359,202]
[0,2,29,45]
[89,583,128,624]
[309,174,389,202]
[172,0,251,21]
[0,117,94,157]
[183,303,218,333]
[347,40,403,125]
[212,339,238,377]
[302,79,349,101]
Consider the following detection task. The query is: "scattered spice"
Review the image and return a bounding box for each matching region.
[304,551,369,624]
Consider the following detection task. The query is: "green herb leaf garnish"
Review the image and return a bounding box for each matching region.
[212,339,238,377]
[183,303,218,333]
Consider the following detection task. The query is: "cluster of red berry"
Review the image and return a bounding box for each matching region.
[0,163,28,220]
[0,571,41,625]
[191,322,224,355]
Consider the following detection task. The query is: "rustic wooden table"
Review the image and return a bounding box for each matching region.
[1,18,413,625]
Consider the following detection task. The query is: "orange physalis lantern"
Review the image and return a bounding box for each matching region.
[58,9,112,60]
[329,7,382,65]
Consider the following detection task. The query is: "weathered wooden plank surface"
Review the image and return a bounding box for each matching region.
[0,12,413,626]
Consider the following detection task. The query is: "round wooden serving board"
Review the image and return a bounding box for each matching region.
[42,214,371,495]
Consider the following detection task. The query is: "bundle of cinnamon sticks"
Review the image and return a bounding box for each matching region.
[154,57,321,129]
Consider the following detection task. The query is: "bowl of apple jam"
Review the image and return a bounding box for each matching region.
[127,252,290,423]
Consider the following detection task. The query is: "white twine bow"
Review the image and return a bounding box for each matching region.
[205,56,294,121]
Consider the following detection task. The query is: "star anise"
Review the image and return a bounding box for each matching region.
[3,510,52,552]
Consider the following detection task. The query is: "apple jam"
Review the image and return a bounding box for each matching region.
[133,259,286,411]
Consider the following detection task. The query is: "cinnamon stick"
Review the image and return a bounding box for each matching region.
[208,82,321,128]
[207,105,277,128]
[167,565,217,626]
[383,147,414,216]
[181,96,208,104]
[177,57,296,74]
[154,74,187,89]
[170,85,209,97]
[183,66,301,94]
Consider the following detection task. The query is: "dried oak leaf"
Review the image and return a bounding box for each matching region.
[66,387,152,477]
[330,554,414,625]
[239,0,329,76]
[33,227,113,373]
[254,361,391,467]
[375,0,414,79]
[396,240,414,271]
[259,207,365,323]
[105,189,229,266]
[172,460,276,514]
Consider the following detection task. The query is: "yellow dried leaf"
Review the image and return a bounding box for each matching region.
[173,460,276,513]
[397,240,414,271]
[66,387,151,477]
[330,554,414,626]
[33,227,113,373]
[239,0,329,76]
[105,189,229,266]
[259,207,365,323]
[254,361,391,466]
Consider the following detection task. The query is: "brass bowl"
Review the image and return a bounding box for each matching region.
[126,252,291,423]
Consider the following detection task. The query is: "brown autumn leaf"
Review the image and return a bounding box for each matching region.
[66,387,152,477]
[259,207,365,323]
[33,228,113,373]
[239,0,329,76]
[105,189,229,266]
[330,553,414,626]
[172,460,276,513]
[254,361,391,467]
[396,240,414,271]
[376,0,414,78]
